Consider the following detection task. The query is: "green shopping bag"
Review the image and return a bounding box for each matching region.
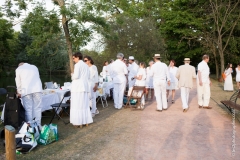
[37,124,58,145]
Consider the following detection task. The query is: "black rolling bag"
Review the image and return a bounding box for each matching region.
[4,86,25,129]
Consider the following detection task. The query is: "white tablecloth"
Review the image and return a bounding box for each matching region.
[41,92,60,112]
[42,89,70,112]
[97,82,113,97]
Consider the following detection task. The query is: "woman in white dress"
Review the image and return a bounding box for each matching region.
[84,56,99,117]
[102,61,109,80]
[70,52,93,128]
[224,63,234,91]
[145,61,154,100]
[134,62,146,108]
[166,60,178,103]
[235,63,240,89]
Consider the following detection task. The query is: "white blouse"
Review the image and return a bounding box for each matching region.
[135,68,146,86]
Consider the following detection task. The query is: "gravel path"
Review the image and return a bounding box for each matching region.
[0,79,239,160]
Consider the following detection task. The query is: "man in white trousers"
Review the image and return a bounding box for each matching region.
[128,56,139,89]
[15,63,43,126]
[110,53,128,109]
[150,54,170,111]
[176,58,196,112]
[197,55,212,109]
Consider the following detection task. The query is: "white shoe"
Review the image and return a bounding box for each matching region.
[95,109,99,115]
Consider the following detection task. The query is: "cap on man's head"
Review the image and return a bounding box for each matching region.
[129,56,134,60]
[183,58,191,62]
[153,54,161,58]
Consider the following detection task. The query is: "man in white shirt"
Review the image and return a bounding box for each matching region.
[150,54,170,111]
[197,55,211,109]
[176,58,197,112]
[128,56,139,89]
[110,53,128,109]
[15,63,43,125]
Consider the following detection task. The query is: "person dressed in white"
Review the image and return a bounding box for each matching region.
[236,63,240,90]
[110,53,128,109]
[128,56,139,89]
[15,63,42,126]
[176,58,197,112]
[145,61,154,101]
[71,52,93,128]
[197,55,211,109]
[224,63,234,91]
[150,54,170,111]
[84,56,99,117]
[102,61,109,80]
[166,60,178,103]
[132,62,146,108]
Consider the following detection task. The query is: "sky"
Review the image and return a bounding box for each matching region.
[0,0,103,52]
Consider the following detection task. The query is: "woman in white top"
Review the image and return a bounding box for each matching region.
[133,62,146,108]
[166,60,178,103]
[145,61,154,100]
[71,52,93,128]
[224,63,234,91]
[102,61,109,79]
[235,63,240,89]
[84,56,99,117]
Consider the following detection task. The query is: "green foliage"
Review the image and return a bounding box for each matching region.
[160,0,205,66]
[21,6,61,56]
[17,27,68,74]
[0,17,15,74]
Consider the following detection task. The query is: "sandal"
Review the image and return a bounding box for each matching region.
[172,100,175,103]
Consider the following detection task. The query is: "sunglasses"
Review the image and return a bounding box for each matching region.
[84,59,88,62]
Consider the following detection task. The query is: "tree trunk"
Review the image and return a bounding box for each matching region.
[219,51,225,75]
[55,0,74,73]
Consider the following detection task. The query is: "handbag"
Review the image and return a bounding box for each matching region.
[18,119,41,141]
[38,124,58,145]
[222,72,226,80]
[16,133,37,154]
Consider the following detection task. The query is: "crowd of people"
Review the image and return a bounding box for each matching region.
[14,52,240,129]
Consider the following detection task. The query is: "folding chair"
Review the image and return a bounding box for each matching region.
[49,91,71,124]
[44,82,55,89]
[125,86,145,110]
[96,83,108,108]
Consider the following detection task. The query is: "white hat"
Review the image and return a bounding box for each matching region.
[184,58,191,62]
[153,54,161,58]
[129,56,134,60]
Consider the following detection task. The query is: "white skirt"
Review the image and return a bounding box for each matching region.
[70,92,93,125]
[166,82,178,90]
[145,77,153,89]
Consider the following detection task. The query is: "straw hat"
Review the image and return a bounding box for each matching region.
[153,54,161,58]
[183,58,191,62]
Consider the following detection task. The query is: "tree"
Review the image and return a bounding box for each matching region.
[160,0,240,78]
[103,16,165,62]
[2,0,108,73]
[209,0,240,75]
[0,16,15,74]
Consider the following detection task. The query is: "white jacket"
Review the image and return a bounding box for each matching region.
[15,63,42,97]
[71,60,90,93]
